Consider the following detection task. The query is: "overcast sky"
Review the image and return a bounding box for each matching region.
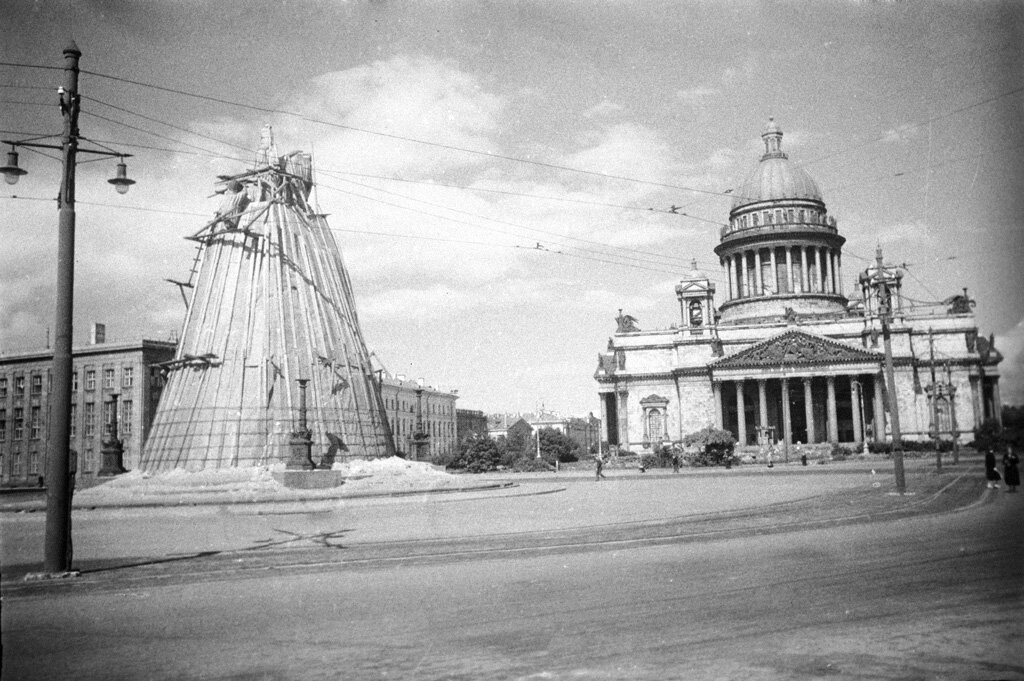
[2,1,1023,414]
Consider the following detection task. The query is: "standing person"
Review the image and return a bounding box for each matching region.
[985,448,1002,489]
[672,453,680,473]
[595,455,606,481]
[1003,447,1020,493]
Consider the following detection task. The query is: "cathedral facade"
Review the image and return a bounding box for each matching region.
[595,119,1004,456]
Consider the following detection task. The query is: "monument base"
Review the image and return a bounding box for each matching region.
[272,469,346,490]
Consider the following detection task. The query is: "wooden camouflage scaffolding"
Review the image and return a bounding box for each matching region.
[141,129,395,471]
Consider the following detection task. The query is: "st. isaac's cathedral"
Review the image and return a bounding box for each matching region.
[595,119,1004,456]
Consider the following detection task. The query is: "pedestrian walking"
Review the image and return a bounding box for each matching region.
[672,453,680,473]
[985,449,1001,489]
[1003,447,1020,493]
[595,456,606,481]
[766,445,774,468]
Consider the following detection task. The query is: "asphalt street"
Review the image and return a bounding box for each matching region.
[2,464,1022,680]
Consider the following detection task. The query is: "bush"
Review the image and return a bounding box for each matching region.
[446,436,501,473]
[538,427,580,464]
[640,453,659,470]
[971,419,1004,452]
[683,427,737,467]
[511,455,554,472]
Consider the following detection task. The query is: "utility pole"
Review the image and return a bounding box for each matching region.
[860,246,906,493]
[927,329,941,473]
[946,362,960,465]
[1,43,136,576]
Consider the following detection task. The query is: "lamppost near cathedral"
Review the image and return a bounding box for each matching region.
[859,247,906,494]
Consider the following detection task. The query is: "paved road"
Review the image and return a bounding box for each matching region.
[2,467,1022,680]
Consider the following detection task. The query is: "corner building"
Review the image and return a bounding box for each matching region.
[596,119,1003,456]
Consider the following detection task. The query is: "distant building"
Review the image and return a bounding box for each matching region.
[379,374,458,461]
[0,333,176,486]
[456,408,488,444]
[487,410,602,454]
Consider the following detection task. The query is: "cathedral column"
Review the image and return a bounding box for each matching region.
[712,381,723,429]
[993,380,1003,426]
[823,248,833,294]
[804,378,816,443]
[736,380,747,445]
[739,252,748,299]
[769,248,778,295]
[850,378,863,443]
[969,376,981,429]
[836,252,843,295]
[826,376,838,443]
[873,375,886,443]
[754,249,763,297]
[781,378,793,457]
[757,379,768,434]
[785,246,794,294]
[812,247,822,293]
[800,246,809,293]
[725,256,734,300]
[618,390,630,449]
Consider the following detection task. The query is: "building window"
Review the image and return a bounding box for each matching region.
[103,401,114,436]
[121,400,133,436]
[12,452,23,477]
[31,374,42,395]
[103,368,115,390]
[15,376,25,397]
[787,209,794,222]
[84,402,95,437]
[0,377,7,398]
[85,370,96,391]
[29,451,40,476]
[30,406,41,439]
[14,407,24,440]
[69,403,77,438]
[798,209,805,223]
[0,408,6,440]
[765,211,772,225]
[84,448,95,475]
[751,213,759,226]
[72,371,79,393]
[122,367,134,388]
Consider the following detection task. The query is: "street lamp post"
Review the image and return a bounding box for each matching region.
[2,42,136,576]
[860,246,906,494]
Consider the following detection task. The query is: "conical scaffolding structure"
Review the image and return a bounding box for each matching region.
[142,128,395,471]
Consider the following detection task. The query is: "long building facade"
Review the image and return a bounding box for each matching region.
[596,119,1004,456]
[379,375,458,461]
[0,335,175,486]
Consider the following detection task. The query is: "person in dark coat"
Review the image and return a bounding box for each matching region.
[1003,447,1020,493]
[984,449,1001,489]
[595,456,606,481]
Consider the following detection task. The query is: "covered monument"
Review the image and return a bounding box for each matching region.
[141,127,395,471]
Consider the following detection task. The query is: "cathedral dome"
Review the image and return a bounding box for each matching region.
[730,118,822,211]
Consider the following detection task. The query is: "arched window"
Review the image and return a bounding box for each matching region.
[647,410,664,442]
[752,213,759,226]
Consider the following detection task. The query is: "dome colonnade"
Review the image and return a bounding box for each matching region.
[714,118,847,323]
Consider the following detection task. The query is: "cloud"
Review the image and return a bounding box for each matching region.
[582,100,624,119]
[882,123,921,143]
[675,86,718,106]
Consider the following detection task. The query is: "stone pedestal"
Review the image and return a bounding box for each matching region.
[97,438,127,477]
[286,430,316,470]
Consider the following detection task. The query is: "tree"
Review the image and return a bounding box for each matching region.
[538,427,580,463]
[683,426,737,467]
[459,436,501,473]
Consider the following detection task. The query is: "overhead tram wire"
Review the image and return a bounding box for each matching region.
[317,171,724,273]
[19,78,728,276]
[67,93,730,270]
[75,66,739,202]
[313,180,709,278]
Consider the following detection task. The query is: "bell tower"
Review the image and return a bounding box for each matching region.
[675,260,716,336]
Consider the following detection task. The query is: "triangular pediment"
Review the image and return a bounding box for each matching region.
[711,330,882,369]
